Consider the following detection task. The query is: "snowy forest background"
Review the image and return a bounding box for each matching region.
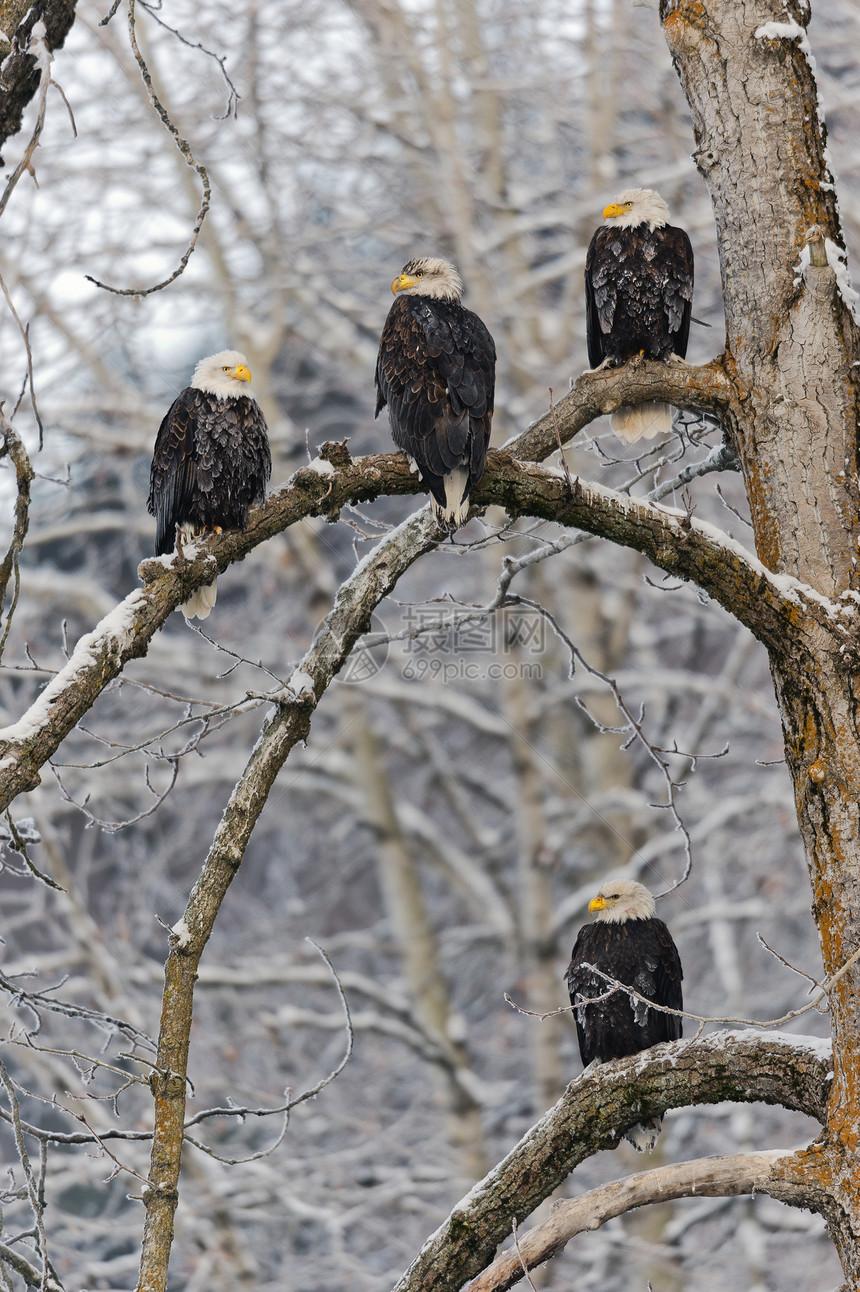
[1,1,858,1289]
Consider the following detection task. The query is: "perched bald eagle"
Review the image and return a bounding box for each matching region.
[566,878,683,1151]
[148,350,271,619]
[375,257,496,528]
[585,188,694,443]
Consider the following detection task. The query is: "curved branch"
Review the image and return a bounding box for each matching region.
[389,1030,831,1292]
[510,354,734,462]
[0,422,832,812]
[467,1150,793,1292]
[476,454,853,655]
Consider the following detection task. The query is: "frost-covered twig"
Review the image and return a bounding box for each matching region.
[0,274,43,445]
[0,1059,52,1292]
[0,408,34,661]
[0,23,54,222]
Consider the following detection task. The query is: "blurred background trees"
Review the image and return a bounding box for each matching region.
[1,1,856,1288]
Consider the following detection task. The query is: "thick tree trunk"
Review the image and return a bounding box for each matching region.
[663,0,860,1278]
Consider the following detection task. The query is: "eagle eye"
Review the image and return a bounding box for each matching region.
[415,270,424,278]
[222,366,231,372]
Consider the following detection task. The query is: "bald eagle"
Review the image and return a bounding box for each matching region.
[148,350,271,620]
[375,257,496,528]
[585,188,694,443]
[566,878,683,1151]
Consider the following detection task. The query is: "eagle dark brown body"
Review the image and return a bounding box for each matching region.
[566,913,683,1065]
[375,257,495,527]
[585,221,694,369]
[566,879,683,1150]
[147,350,271,618]
[584,189,694,443]
[148,386,271,557]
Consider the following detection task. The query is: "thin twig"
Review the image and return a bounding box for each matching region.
[511,1219,538,1292]
[507,941,860,1029]
[0,410,34,657]
[0,1060,51,1292]
[0,277,43,445]
[548,388,575,493]
[85,0,211,295]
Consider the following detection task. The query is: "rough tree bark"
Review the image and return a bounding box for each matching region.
[662,0,860,1279]
[0,0,79,157]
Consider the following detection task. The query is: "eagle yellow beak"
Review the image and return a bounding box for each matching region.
[232,364,252,383]
[588,895,607,912]
[391,273,420,295]
[602,203,628,220]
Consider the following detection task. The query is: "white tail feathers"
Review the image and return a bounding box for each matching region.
[610,401,672,443]
[431,467,471,528]
[181,580,217,620]
[623,1116,663,1152]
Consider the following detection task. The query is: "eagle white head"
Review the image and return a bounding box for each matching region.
[602,189,671,232]
[191,350,255,401]
[588,879,657,923]
[391,257,464,302]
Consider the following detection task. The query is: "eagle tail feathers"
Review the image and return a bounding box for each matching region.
[623,1115,663,1152]
[610,401,672,442]
[431,467,471,529]
[181,580,218,620]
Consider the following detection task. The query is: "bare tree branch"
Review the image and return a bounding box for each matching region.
[466,1150,794,1292]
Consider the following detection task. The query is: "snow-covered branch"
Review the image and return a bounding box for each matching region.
[0,415,839,815]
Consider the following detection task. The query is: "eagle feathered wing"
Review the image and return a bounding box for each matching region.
[148,389,200,555]
[375,295,495,509]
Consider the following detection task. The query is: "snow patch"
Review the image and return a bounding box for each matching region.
[0,589,147,746]
[305,457,335,478]
[754,20,813,62]
[825,238,860,322]
[709,1028,832,1062]
[288,669,315,698]
[795,237,858,323]
[170,919,191,949]
[28,21,52,74]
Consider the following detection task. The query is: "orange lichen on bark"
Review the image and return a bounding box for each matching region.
[663,1,709,55]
